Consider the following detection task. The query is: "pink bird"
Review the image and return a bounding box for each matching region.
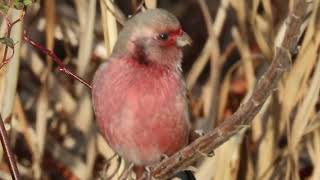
[92,9,192,178]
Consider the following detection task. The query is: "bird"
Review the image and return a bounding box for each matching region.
[91,8,192,178]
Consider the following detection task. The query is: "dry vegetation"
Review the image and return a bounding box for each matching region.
[0,0,319,180]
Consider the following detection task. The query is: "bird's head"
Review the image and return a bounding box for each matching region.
[112,9,192,68]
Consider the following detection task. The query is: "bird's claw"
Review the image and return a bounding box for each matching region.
[160,154,169,161]
[194,129,205,136]
[190,129,205,141]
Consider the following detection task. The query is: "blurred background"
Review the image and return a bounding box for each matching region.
[0,0,319,179]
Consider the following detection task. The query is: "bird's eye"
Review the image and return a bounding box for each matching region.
[158,33,169,41]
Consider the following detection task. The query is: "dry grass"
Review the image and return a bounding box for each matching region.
[0,0,319,180]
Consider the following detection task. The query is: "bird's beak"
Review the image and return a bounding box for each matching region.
[176,31,192,47]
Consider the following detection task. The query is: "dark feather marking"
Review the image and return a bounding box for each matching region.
[132,40,150,66]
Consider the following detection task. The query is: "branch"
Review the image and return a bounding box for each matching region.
[0,115,20,180]
[148,0,308,179]
[23,32,92,89]
[0,10,25,69]
[1,6,92,89]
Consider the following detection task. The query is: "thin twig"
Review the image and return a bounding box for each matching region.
[0,10,25,70]
[147,0,308,179]
[0,115,20,180]
[0,48,15,69]
[23,32,92,89]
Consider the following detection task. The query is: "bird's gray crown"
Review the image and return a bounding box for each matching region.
[112,9,181,56]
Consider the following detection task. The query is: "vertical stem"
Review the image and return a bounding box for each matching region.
[0,115,20,180]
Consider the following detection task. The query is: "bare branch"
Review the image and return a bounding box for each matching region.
[148,0,308,179]
[23,32,92,89]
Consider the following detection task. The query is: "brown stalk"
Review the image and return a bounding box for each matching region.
[101,0,127,26]
[147,0,308,179]
[197,0,223,129]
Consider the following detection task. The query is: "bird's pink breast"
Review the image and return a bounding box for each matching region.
[92,58,190,165]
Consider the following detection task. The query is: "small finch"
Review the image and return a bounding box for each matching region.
[92,9,192,177]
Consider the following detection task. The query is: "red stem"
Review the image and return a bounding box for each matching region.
[0,10,25,69]
[23,32,92,89]
[0,8,24,180]
[0,115,20,180]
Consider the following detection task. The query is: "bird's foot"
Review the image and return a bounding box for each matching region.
[160,154,169,161]
[190,129,205,141]
[194,129,205,136]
